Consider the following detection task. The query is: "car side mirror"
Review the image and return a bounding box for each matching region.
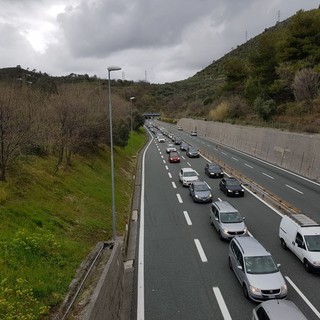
[243,217,245,221]
[237,265,243,271]
[214,217,219,221]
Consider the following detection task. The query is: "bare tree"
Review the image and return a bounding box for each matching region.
[0,84,36,181]
[292,68,320,102]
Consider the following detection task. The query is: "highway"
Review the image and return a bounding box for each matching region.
[136,123,320,320]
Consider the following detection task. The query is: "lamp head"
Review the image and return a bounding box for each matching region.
[107,66,121,72]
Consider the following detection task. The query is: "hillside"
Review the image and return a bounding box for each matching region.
[1,9,320,134]
[0,127,146,319]
[155,8,320,133]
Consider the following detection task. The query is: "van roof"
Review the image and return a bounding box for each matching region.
[233,236,270,257]
[289,214,319,227]
[212,201,238,213]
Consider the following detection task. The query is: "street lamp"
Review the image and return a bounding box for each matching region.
[130,96,135,132]
[108,65,121,241]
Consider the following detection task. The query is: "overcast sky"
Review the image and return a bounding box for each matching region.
[0,0,319,84]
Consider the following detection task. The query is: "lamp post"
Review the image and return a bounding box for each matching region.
[130,96,135,132]
[108,65,121,241]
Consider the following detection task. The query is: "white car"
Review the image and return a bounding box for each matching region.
[156,134,165,143]
[179,168,199,187]
[166,143,177,153]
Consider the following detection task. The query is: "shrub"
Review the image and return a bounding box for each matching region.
[209,102,229,121]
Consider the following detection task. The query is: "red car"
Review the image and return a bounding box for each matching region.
[168,151,180,163]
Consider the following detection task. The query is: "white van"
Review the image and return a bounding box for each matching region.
[279,214,320,273]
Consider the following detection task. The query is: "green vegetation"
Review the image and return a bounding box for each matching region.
[0,129,147,319]
[151,8,320,132]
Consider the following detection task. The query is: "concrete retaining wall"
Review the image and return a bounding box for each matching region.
[83,242,124,320]
[178,118,320,182]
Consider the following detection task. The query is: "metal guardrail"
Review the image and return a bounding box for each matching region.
[201,149,301,216]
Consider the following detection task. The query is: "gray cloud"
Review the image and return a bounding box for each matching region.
[0,0,319,83]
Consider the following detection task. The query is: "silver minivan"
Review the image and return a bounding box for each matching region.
[209,201,247,240]
[229,236,287,302]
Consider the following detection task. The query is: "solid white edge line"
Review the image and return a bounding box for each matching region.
[213,287,232,320]
[194,239,208,262]
[285,276,320,319]
[183,211,192,225]
[172,182,177,189]
[176,193,183,203]
[243,186,284,218]
[137,134,153,320]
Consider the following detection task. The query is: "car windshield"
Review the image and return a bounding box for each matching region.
[184,171,197,177]
[194,184,209,191]
[226,179,240,186]
[189,148,198,152]
[209,165,220,169]
[244,256,278,274]
[170,152,179,157]
[220,212,242,223]
[305,235,320,252]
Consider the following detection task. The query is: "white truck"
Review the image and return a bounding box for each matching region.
[279,214,320,273]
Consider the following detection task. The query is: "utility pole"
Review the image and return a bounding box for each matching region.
[277,10,281,24]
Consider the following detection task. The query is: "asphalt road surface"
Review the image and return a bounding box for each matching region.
[136,124,320,320]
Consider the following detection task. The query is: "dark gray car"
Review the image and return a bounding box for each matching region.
[180,141,189,151]
[186,146,200,158]
[189,181,212,203]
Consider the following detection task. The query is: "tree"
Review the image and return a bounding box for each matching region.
[0,84,36,181]
[223,57,249,93]
[254,97,277,121]
[292,68,320,102]
[281,10,320,66]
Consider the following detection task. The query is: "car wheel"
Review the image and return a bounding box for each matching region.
[304,259,311,272]
[243,284,249,299]
[280,238,287,250]
[228,257,232,270]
